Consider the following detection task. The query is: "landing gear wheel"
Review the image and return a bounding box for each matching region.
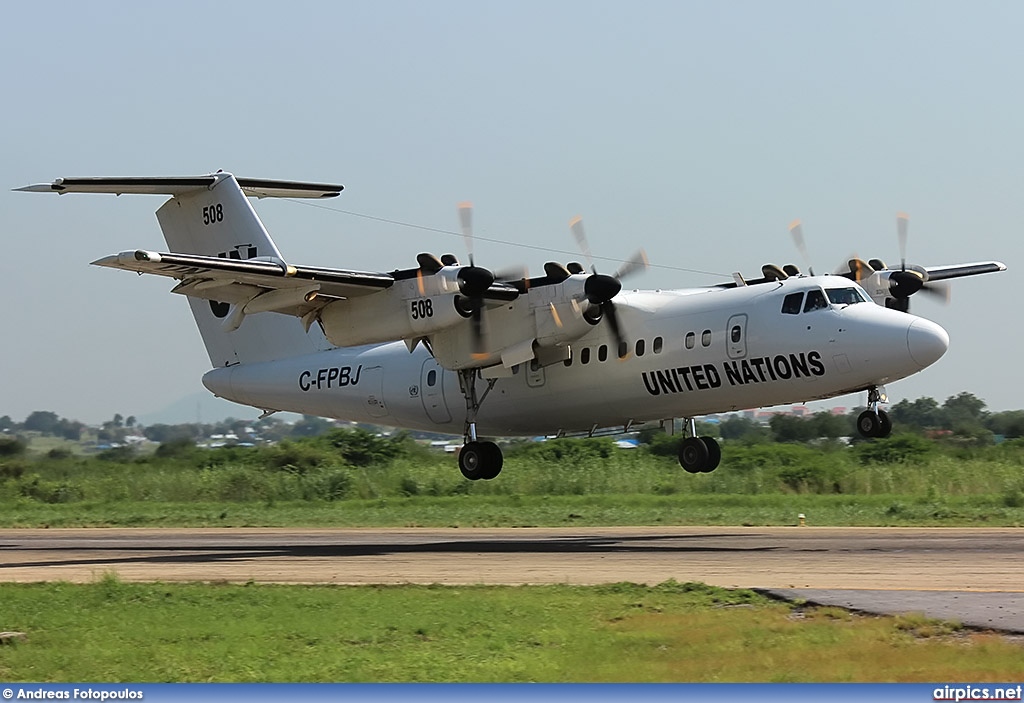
[679,437,710,474]
[458,441,503,481]
[459,442,485,481]
[700,437,721,473]
[857,410,884,438]
[479,441,503,480]
[876,410,892,438]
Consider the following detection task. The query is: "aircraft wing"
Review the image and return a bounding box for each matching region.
[93,250,395,318]
[923,261,1007,282]
[93,249,521,318]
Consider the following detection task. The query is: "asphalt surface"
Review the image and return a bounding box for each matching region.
[2,526,1022,631]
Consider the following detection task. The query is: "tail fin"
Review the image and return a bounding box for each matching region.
[18,172,344,367]
[154,173,333,367]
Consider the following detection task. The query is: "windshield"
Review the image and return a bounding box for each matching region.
[825,286,869,306]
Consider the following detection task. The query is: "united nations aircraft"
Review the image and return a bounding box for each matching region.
[18,173,1006,479]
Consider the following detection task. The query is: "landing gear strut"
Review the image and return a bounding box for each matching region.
[857,386,893,439]
[677,418,721,474]
[457,369,503,480]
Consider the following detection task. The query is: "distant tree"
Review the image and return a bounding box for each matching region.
[0,415,14,432]
[126,416,137,429]
[986,410,1024,439]
[718,417,768,442]
[890,397,944,432]
[769,415,817,443]
[808,411,852,439]
[143,423,195,444]
[23,411,60,435]
[943,392,988,434]
[112,413,124,428]
[56,419,85,441]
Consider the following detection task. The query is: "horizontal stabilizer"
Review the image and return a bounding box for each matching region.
[15,173,343,199]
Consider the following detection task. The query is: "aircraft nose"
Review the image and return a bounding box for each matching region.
[907,318,949,368]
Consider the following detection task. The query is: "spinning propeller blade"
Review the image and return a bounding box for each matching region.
[787,219,814,275]
[569,216,647,357]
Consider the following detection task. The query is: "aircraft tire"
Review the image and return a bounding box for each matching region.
[679,437,710,474]
[857,410,882,438]
[700,437,721,473]
[479,441,503,480]
[877,411,893,438]
[458,442,485,480]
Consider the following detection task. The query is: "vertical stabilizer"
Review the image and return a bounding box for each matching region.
[155,173,332,366]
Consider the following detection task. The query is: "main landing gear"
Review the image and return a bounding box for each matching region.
[677,418,721,474]
[857,386,893,439]
[456,369,504,481]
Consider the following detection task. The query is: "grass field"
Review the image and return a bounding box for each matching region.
[1,492,1022,528]
[4,435,1024,682]
[3,433,1024,528]
[1,577,1021,682]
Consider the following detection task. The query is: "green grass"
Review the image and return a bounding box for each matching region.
[1,493,1022,528]
[4,432,1024,527]
[0,578,1019,682]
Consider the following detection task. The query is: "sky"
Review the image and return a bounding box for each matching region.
[1,0,1019,425]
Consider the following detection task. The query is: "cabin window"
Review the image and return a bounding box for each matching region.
[581,347,591,365]
[618,341,628,359]
[685,332,695,349]
[782,292,804,314]
[804,289,828,312]
[731,325,741,344]
[635,339,646,357]
[598,345,608,362]
[427,370,437,386]
[653,336,663,354]
[701,330,712,347]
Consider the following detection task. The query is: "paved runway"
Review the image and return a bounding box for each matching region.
[2,526,1022,631]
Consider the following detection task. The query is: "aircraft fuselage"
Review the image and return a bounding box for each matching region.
[203,274,949,436]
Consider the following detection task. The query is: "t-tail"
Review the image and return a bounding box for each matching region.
[17,172,344,367]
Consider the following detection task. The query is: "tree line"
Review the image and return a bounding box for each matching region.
[3,391,1022,451]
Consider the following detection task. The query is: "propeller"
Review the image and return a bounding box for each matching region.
[787,219,815,275]
[886,213,952,310]
[454,202,495,354]
[568,216,648,357]
[827,213,950,311]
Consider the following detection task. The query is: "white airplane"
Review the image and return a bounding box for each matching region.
[18,173,1006,479]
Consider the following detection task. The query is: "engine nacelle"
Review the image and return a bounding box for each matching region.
[319,278,470,346]
[860,268,925,307]
[531,274,600,347]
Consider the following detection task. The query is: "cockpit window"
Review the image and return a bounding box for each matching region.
[782,292,804,315]
[803,289,828,312]
[826,287,869,305]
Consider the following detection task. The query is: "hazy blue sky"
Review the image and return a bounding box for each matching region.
[1,0,1019,424]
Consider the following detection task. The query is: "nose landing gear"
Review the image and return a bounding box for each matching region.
[857,386,893,439]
